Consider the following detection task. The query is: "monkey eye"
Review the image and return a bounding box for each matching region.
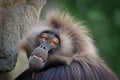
[51,38,59,46]
[42,37,48,41]
[41,33,48,41]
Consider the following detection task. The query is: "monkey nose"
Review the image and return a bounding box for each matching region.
[39,44,50,53]
[39,42,52,52]
[40,45,46,50]
[39,46,48,53]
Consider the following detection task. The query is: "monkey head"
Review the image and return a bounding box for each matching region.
[18,10,97,72]
[29,31,60,71]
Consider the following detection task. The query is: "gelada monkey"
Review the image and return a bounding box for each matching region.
[16,10,118,80]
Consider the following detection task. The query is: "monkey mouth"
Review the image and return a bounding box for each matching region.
[32,54,45,62]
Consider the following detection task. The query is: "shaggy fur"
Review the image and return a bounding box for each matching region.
[35,61,117,80]
[16,10,118,80]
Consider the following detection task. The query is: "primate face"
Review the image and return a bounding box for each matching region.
[29,31,60,71]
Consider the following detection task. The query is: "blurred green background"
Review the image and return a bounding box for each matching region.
[44,0,120,78]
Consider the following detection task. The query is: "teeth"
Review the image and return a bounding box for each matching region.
[33,55,39,59]
[39,57,42,60]
[33,55,44,62]
[40,57,44,62]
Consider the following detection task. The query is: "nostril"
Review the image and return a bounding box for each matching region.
[40,45,46,50]
[43,47,46,50]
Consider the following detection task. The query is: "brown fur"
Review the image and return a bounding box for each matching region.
[17,10,118,80]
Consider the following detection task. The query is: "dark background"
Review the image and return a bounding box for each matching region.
[43,0,120,78]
